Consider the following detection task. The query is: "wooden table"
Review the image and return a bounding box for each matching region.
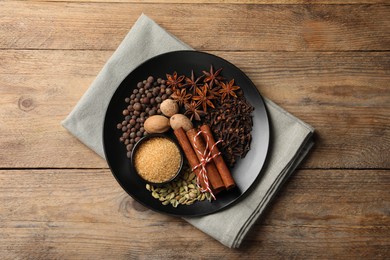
[1,1,389,258]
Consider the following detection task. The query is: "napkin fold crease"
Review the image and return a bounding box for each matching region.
[62,14,314,248]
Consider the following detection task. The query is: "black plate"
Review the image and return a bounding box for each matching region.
[103,51,269,216]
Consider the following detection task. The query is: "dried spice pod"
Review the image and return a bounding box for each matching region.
[145,165,212,208]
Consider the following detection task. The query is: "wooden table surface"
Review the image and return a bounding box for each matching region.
[1,0,389,259]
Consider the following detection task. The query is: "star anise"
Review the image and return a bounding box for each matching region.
[184,101,205,121]
[219,79,240,101]
[171,88,191,106]
[184,70,204,94]
[202,65,224,88]
[207,83,221,99]
[166,72,185,91]
[192,84,215,113]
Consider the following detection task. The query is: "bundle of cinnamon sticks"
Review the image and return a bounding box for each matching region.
[174,124,235,196]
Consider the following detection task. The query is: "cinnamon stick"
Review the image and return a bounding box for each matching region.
[200,124,236,190]
[186,128,225,193]
[173,127,208,191]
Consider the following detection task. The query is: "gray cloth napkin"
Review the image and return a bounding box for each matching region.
[62,14,314,248]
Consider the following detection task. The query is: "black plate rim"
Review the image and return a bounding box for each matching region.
[103,50,270,217]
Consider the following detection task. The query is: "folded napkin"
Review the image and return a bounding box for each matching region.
[62,14,314,248]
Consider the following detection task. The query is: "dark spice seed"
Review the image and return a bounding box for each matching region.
[133,103,142,111]
[204,95,254,167]
[141,97,148,104]
[118,75,175,157]
[147,76,154,83]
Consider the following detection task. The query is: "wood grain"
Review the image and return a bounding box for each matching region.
[1,2,389,51]
[38,0,390,3]
[0,169,388,259]
[1,50,389,168]
[1,1,389,258]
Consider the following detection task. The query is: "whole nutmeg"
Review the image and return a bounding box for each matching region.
[160,99,179,117]
[144,115,170,134]
[170,114,193,132]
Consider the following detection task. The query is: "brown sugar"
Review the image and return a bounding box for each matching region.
[134,137,181,183]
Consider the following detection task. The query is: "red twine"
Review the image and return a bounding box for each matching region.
[191,130,223,200]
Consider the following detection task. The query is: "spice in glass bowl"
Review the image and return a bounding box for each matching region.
[132,135,183,184]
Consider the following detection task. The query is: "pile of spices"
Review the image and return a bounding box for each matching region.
[146,165,211,207]
[118,65,255,205]
[134,137,181,184]
[204,93,254,167]
[117,76,173,158]
[165,66,254,167]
